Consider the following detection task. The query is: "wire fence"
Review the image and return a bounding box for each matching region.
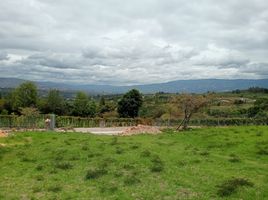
[0,115,267,129]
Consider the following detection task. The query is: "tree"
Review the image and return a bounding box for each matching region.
[117,89,143,118]
[73,92,96,117]
[45,89,65,115]
[177,94,208,130]
[98,96,112,116]
[12,82,38,110]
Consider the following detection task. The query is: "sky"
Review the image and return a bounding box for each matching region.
[0,0,268,85]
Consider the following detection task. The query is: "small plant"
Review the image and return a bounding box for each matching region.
[256,148,268,155]
[55,162,73,170]
[35,164,44,171]
[47,185,62,193]
[217,178,254,197]
[123,163,135,170]
[35,175,44,181]
[130,144,140,149]
[115,147,124,154]
[200,151,210,156]
[110,137,118,145]
[32,186,42,193]
[228,154,241,163]
[178,160,187,166]
[256,131,263,137]
[124,174,141,185]
[99,185,118,193]
[85,168,107,180]
[140,150,151,157]
[21,157,36,163]
[81,145,89,151]
[150,155,164,172]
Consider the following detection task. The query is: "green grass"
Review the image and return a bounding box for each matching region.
[0,126,268,199]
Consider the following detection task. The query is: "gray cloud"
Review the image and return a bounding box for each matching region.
[0,0,268,85]
[0,51,9,60]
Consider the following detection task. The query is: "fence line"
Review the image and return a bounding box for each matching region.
[0,115,267,129]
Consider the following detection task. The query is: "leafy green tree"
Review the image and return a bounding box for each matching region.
[73,92,96,117]
[98,96,113,115]
[117,89,143,118]
[45,89,65,115]
[85,101,97,117]
[12,82,38,110]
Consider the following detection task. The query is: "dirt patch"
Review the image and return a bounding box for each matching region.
[120,125,162,136]
[0,130,8,137]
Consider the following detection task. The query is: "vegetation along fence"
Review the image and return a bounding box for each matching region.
[0,115,267,129]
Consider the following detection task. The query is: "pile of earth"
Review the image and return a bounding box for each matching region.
[0,130,8,137]
[120,124,162,136]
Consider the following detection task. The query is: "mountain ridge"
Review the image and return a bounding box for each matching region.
[0,77,268,94]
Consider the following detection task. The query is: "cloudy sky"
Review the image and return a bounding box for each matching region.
[0,0,268,85]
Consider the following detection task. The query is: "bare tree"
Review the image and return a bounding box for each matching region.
[176,94,208,130]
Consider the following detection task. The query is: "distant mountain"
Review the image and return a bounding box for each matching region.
[1,77,268,94]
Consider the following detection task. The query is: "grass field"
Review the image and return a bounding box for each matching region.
[0,127,268,200]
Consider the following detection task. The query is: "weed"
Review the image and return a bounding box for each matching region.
[16,151,26,157]
[256,131,263,137]
[200,151,210,156]
[85,168,107,180]
[110,137,118,145]
[21,157,36,163]
[217,178,253,197]
[69,155,80,161]
[47,185,62,193]
[64,140,71,145]
[55,162,73,170]
[81,145,89,151]
[35,164,44,171]
[115,147,124,154]
[178,160,187,166]
[124,174,141,185]
[228,154,241,163]
[150,155,164,172]
[100,185,118,193]
[35,175,44,181]
[123,163,135,170]
[130,144,140,149]
[257,148,268,155]
[140,149,151,157]
[87,152,102,158]
[32,186,42,193]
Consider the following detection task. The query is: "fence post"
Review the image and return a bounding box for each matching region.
[50,114,55,130]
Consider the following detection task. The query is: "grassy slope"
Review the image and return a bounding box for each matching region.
[0,127,268,200]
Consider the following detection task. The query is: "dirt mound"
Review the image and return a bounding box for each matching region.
[0,130,8,137]
[120,124,161,136]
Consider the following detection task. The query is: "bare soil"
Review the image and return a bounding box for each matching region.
[0,130,8,137]
[120,124,162,136]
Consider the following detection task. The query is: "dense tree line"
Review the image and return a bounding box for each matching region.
[0,82,143,118]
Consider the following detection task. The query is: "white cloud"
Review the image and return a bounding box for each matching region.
[0,0,268,85]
